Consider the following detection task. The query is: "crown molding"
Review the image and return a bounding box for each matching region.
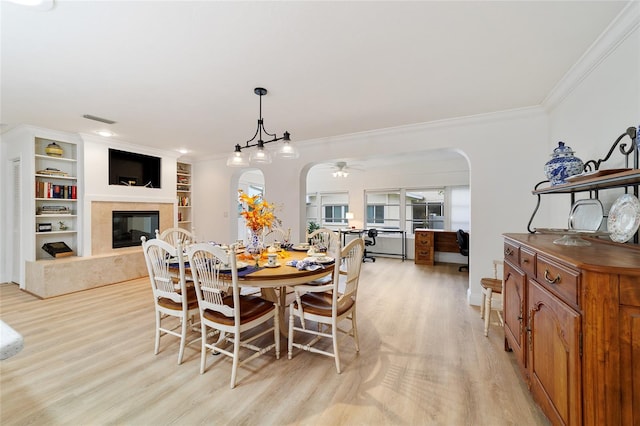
[543,1,640,112]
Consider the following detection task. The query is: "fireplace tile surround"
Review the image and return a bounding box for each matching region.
[24,202,173,298]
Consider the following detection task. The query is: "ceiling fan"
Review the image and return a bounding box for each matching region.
[330,161,361,178]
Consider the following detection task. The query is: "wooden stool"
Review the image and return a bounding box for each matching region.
[480,260,504,337]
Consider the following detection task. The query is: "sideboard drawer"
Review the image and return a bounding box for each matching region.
[504,241,520,266]
[536,256,580,308]
[520,247,536,276]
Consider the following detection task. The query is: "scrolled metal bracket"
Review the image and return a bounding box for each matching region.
[583,126,638,172]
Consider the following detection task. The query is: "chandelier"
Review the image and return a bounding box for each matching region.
[226,87,298,167]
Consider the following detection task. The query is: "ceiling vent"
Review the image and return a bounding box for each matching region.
[82,114,116,124]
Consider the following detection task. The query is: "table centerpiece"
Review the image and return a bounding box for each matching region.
[238,189,280,267]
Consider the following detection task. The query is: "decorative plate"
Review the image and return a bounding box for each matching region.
[263,263,281,268]
[568,199,603,231]
[217,261,249,272]
[608,194,640,243]
[291,245,310,251]
[304,256,334,264]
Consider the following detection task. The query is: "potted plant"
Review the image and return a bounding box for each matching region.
[307,221,320,234]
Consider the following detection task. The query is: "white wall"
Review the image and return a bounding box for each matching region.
[543,3,639,228]
[193,107,548,306]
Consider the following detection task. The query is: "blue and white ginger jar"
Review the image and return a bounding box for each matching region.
[544,142,584,186]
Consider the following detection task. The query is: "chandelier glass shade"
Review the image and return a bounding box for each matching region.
[226,87,298,167]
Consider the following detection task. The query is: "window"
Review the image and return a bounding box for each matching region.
[306,192,349,229]
[449,186,470,231]
[365,190,400,228]
[324,205,348,224]
[405,189,445,231]
[306,193,319,225]
[367,205,385,224]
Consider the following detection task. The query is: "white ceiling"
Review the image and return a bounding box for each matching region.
[0,1,628,160]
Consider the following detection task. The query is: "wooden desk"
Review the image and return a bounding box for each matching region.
[340,229,407,260]
[414,229,459,265]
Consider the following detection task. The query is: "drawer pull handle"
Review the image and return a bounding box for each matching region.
[504,247,513,256]
[544,269,561,284]
[522,259,529,264]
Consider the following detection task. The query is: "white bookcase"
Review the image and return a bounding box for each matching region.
[176,162,192,231]
[34,137,80,260]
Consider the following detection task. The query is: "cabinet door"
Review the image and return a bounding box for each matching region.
[620,305,640,426]
[528,280,582,426]
[503,261,527,373]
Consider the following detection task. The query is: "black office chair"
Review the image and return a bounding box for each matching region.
[363,229,378,262]
[456,229,469,271]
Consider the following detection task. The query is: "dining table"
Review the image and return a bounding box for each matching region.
[176,248,335,337]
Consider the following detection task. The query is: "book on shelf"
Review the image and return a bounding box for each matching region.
[38,205,71,215]
[36,167,69,177]
[35,182,77,199]
[42,242,73,258]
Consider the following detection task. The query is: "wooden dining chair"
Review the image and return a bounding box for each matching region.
[155,227,196,247]
[304,228,341,285]
[262,227,291,246]
[480,259,504,337]
[306,228,340,253]
[288,237,364,373]
[142,239,199,364]
[186,243,280,388]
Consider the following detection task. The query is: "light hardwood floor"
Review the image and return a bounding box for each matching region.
[0,259,549,425]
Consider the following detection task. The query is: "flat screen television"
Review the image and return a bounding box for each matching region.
[108,149,161,188]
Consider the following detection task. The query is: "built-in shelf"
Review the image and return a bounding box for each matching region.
[34,137,80,260]
[176,162,192,231]
[35,230,77,235]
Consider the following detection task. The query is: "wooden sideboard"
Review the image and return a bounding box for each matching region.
[503,233,640,425]
[414,229,459,265]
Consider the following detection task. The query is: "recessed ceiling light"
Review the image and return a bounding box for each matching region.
[178,149,189,154]
[8,0,54,10]
[96,130,113,137]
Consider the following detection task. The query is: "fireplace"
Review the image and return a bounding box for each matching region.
[112,210,159,248]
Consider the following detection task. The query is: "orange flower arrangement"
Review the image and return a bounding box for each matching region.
[238,189,280,233]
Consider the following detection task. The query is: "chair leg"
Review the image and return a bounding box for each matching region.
[230,331,240,389]
[480,292,486,319]
[154,311,161,355]
[288,307,294,360]
[484,289,493,337]
[274,307,280,359]
[351,309,359,352]
[177,316,188,365]
[333,322,341,374]
[200,323,208,374]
